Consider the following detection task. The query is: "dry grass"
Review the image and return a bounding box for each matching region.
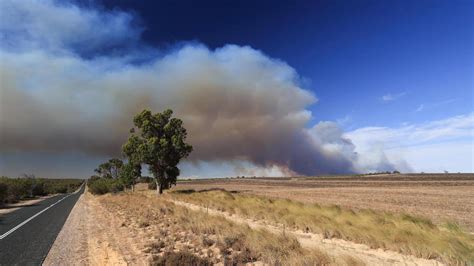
[174,174,474,231]
[170,189,474,265]
[98,191,359,265]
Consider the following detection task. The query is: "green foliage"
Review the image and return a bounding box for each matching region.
[119,162,140,190]
[0,183,7,205]
[42,179,82,194]
[138,176,154,183]
[90,157,129,195]
[0,176,83,204]
[148,181,157,190]
[94,158,124,179]
[122,109,193,194]
[32,181,46,196]
[87,176,124,195]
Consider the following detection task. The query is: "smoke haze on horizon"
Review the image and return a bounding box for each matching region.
[3,0,467,178]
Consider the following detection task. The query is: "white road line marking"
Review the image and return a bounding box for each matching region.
[0,183,84,240]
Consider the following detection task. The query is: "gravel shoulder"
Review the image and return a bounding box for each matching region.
[43,190,138,266]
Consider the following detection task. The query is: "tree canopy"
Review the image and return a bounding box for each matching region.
[119,162,140,191]
[122,109,193,194]
[94,158,123,179]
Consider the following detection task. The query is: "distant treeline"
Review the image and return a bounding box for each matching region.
[0,176,83,205]
[88,171,155,195]
[364,170,401,175]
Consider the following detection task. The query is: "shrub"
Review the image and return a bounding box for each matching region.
[0,177,32,202]
[88,178,111,195]
[32,181,46,196]
[139,176,154,183]
[0,177,83,204]
[0,183,7,205]
[41,178,82,194]
[148,181,157,190]
[88,177,124,195]
[152,251,211,266]
[110,180,124,193]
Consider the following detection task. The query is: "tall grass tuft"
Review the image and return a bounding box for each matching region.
[170,189,474,264]
[99,192,350,265]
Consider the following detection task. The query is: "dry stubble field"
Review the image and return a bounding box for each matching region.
[44,174,474,265]
[172,174,474,232]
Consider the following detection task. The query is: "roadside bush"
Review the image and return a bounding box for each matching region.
[40,178,82,194]
[110,180,124,193]
[0,177,83,204]
[45,182,67,194]
[88,177,124,195]
[0,177,32,202]
[88,178,111,195]
[152,251,211,266]
[0,183,7,205]
[148,181,157,190]
[43,179,79,194]
[139,176,154,183]
[32,181,47,196]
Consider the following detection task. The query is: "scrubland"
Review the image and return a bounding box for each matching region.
[110,192,349,265]
[0,176,83,205]
[45,174,474,265]
[47,187,359,265]
[175,174,474,231]
[169,189,473,265]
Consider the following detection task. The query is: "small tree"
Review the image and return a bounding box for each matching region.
[119,163,139,191]
[94,158,123,179]
[94,162,111,178]
[122,129,143,192]
[122,109,192,194]
[19,174,36,198]
[109,158,124,179]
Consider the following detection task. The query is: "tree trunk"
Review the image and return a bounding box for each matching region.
[159,183,163,194]
[155,178,160,195]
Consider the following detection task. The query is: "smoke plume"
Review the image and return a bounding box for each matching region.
[0,0,399,176]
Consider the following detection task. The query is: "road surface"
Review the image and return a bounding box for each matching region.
[0,184,85,265]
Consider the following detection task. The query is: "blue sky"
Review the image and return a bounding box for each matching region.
[100,0,473,129]
[0,0,472,177]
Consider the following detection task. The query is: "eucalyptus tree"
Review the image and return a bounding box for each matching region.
[122,109,193,194]
[94,158,123,179]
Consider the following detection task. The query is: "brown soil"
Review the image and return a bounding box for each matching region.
[45,189,257,265]
[173,174,474,231]
[44,174,473,265]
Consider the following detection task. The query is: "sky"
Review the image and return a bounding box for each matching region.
[0,0,473,178]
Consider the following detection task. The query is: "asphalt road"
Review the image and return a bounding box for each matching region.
[0,183,85,265]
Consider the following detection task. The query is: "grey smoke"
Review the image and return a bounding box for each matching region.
[0,0,400,176]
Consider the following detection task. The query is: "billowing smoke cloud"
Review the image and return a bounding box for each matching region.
[0,0,399,176]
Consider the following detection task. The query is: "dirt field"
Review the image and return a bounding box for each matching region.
[45,189,353,265]
[173,174,474,231]
[46,187,449,265]
[43,174,474,265]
